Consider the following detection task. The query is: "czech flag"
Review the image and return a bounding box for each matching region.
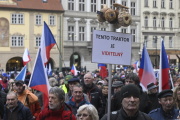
[15,65,27,81]
[40,21,56,64]
[138,46,156,90]
[159,39,170,92]
[71,64,78,76]
[132,61,139,73]
[28,48,51,109]
[98,63,108,79]
[23,48,31,66]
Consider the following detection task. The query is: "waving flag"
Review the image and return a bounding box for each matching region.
[71,64,78,76]
[40,21,56,64]
[138,46,156,90]
[98,63,108,79]
[132,61,139,73]
[159,39,170,92]
[28,48,51,108]
[23,48,31,66]
[15,65,27,81]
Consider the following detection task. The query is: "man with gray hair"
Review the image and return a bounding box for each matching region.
[37,87,76,120]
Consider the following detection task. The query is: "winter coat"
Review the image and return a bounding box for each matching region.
[0,91,6,119]
[101,108,152,120]
[148,93,161,111]
[37,103,76,120]
[66,96,90,115]
[3,101,33,120]
[83,83,105,118]
[148,107,179,120]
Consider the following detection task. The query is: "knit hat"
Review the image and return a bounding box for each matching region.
[64,75,73,84]
[120,84,140,100]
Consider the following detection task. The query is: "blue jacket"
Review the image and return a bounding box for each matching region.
[3,101,33,120]
[66,96,90,115]
[148,107,179,120]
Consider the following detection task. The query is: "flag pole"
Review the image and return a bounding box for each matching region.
[159,39,162,92]
[169,70,174,89]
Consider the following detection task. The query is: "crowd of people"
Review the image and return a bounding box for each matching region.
[0,66,180,120]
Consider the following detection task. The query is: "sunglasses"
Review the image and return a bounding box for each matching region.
[76,114,90,117]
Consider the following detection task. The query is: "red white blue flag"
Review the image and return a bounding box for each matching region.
[98,63,108,79]
[159,39,170,92]
[15,65,27,81]
[23,48,31,66]
[28,48,51,108]
[40,21,56,64]
[132,61,139,73]
[71,64,78,76]
[138,46,156,90]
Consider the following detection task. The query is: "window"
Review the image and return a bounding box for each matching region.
[35,36,41,47]
[101,28,106,31]
[91,0,96,12]
[153,36,157,48]
[110,0,115,9]
[79,0,85,11]
[101,0,106,4]
[144,0,148,7]
[49,15,55,25]
[169,18,173,28]
[68,26,75,41]
[131,29,136,42]
[153,0,157,8]
[169,37,173,48]
[79,26,85,41]
[144,16,148,27]
[153,17,156,27]
[161,0,165,8]
[169,0,173,8]
[68,0,74,10]
[144,36,148,47]
[121,28,127,33]
[35,15,42,25]
[11,36,24,46]
[91,27,96,41]
[161,17,165,28]
[131,2,136,16]
[122,1,126,6]
[11,13,24,24]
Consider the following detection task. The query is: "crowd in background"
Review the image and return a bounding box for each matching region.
[0,64,180,120]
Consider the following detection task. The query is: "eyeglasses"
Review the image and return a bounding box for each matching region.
[76,114,90,117]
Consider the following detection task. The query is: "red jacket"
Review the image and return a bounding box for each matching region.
[37,103,76,120]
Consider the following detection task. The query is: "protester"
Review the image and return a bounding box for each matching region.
[37,87,76,120]
[149,89,179,119]
[66,85,90,115]
[15,80,41,120]
[82,73,104,118]
[101,84,152,120]
[48,77,58,87]
[147,82,160,111]
[0,84,6,119]
[60,75,73,93]
[76,104,99,120]
[0,73,8,93]
[173,86,180,109]
[3,92,33,120]
[112,81,124,94]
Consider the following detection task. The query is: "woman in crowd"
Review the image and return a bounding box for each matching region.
[76,104,99,120]
[173,86,180,109]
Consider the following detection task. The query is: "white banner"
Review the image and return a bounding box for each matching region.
[92,30,132,65]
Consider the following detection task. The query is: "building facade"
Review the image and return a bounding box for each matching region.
[0,0,64,72]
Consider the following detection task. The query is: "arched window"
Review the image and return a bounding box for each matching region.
[161,17,165,28]
[144,16,148,27]
[169,18,173,28]
[153,17,156,27]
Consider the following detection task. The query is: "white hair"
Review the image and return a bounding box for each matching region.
[77,104,99,120]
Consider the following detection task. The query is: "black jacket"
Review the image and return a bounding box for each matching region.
[83,83,104,118]
[3,101,33,120]
[0,91,6,119]
[101,108,153,120]
[148,93,160,111]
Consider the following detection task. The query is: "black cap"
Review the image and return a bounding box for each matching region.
[15,80,24,86]
[68,78,80,83]
[158,89,173,98]
[120,84,140,100]
[112,81,124,88]
[147,82,157,90]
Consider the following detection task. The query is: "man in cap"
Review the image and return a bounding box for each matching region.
[60,75,73,93]
[15,80,41,119]
[148,89,179,120]
[0,73,8,92]
[101,84,152,120]
[112,81,124,94]
[147,82,160,111]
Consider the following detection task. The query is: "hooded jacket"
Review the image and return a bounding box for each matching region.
[3,101,33,120]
